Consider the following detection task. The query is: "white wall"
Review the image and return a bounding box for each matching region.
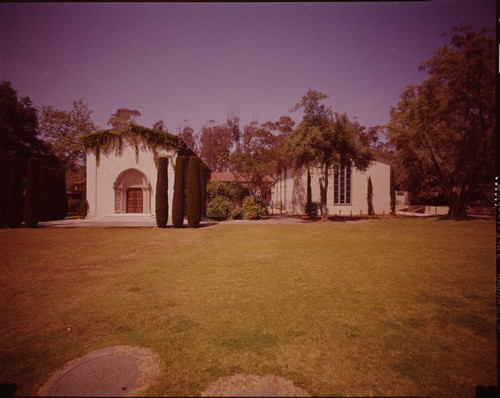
[271,152,392,216]
[86,138,177,221]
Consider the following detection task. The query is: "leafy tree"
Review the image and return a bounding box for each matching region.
[24,158,40,228]
[387,26,494,217]
[186,156,201,228]
[0,81,52,161]
[285,89,374,221]
[172,155,185,228]
[153,120,166,132]
[6,157,25,228]
[107,107,141,129]
[179,125,198,153]
[367,176,374,215]
[155,157,169,228]
[199,120,232,171]
[38,99,97,168]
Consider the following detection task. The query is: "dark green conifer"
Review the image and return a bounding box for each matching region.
[0,157,7,227]
[186,156,201,228]
[367,176,374,216]
[24,158,40,228]
[6,158,25,228]
[155,157,169,228]
[172,156,185,228]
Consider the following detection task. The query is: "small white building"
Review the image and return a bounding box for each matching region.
[84,125,198,222]
[271,149,394,216]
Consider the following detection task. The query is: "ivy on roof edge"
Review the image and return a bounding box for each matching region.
[82,123,197,165]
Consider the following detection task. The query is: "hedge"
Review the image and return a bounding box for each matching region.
[155,156,169,228]
[0,157,7,227]
[186,156,201,228]
[172,156,185,228]
[6,158,25,228]
[24,158,40,228]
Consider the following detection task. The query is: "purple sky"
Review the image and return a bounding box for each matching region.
[0,1,494,137]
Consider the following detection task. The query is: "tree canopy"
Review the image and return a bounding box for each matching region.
[285,89,374,221]
[387,26,494,216]
[107,107,141,129]
[0,81,52,161]
[38,99,97,169]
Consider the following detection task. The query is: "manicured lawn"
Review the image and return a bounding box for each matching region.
[0,218,495,397]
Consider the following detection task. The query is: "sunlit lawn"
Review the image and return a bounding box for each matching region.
[0,218,496,397]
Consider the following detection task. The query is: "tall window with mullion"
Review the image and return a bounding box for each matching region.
[333,166,351,205]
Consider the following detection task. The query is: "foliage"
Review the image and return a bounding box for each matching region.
[176,121,198,153]
[38,99,97,169]
[67,198,81,213]
[242,196,268,220]
[48,168,58,221]
[155,157,169,228]
[56,169,67,220]
[82,123,195,165]
[387,26,494,217]
[285,89,374,220]
[206,180,250,202]
[199,120,232,171]
[199,164,208,218]
[390,168,396,215]
[367,176,374,215]
[0,81,53,161]
[78,199,89,219]
[152,120,166,132]
[206,195,231,221]
[231,206,244,220]
[38,167,51,222]
[23,158,40,228]
[0,157,7,227]
[172,156,185,228]
[107,107,141,130]
[6,158,25,228]
[303,167,317,219]
[186,156,201,228]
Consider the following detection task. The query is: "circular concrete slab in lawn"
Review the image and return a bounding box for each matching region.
[201,374,310,397]
[39,346,161,397]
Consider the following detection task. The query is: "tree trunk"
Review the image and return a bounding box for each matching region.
[447,186,471,218]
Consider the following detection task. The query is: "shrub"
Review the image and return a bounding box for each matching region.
[186,156,201,228]
[231,206,244,220]
[155,156,169,228]
[206,195,231,221]
[303,201,319,219]
[206,180,249,201]
[367,176,374,215]
[6,158,25,228]
[67,199,81,213]
[24,158,40,228]
[79,199,89,219]
[172,155,185,228]
[242,196,268,220]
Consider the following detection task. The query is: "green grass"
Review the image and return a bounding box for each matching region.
[0,218,496,397]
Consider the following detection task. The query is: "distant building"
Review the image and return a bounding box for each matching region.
[271,149,394,215]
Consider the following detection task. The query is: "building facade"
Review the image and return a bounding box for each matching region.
[271,150,393,216]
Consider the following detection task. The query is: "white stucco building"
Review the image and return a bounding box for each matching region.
[85,125,199,223]
[271,149,394,216]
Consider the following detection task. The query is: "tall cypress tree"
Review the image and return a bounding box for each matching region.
[199,164,208,219]
[24,158,40,228]
[186,156,201,228]
[0,157,7,227]
[6,158,25,228]
[48,168,58,221]
[56,169,67,220]
[367,176,374,216]
[38,166,51,221]
[390,168,396,215]
[172,156,185,228]
[155,157,169,228]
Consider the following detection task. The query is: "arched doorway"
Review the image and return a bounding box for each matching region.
[113,169,151,214]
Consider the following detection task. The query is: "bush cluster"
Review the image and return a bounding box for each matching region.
[242,196,268,220]
[231,206,244,220]
[206,195,231,221]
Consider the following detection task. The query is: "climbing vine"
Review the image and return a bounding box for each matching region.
[83,123,196,165]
